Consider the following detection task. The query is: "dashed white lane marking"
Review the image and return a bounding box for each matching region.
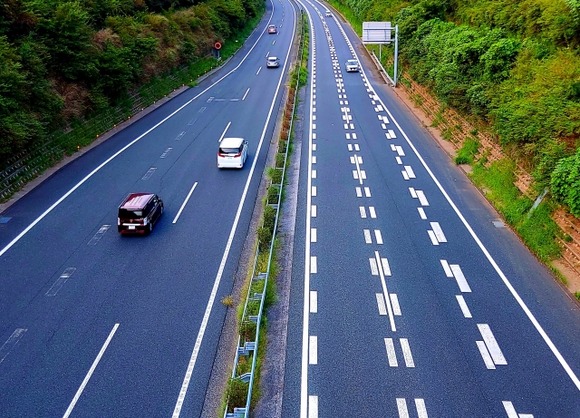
[46,267,77,296]
[385,338,398,367]
[352,170,367,181]
[364,229,372,244]
[441,259,453,277]
[395,145,405,156]
[395,156,402,165]
[404,166,416,179]
[375,230,384,244]
[430,221,447,243]
[64,323,119,418]
[418,207,427,220]
[503,401,534,418]
[416,190,429,206]
[391,294,402,315]
[311,256,317,274]
[369,257,392,276]
[350,155,363,164]
[312,144,317,151]
[173,181,198,224]
[400,338,415,367]
[310,291,318,313]
[0,328,27,364]
[311,186,317,197]
[428,230,439,245]
[409,187,417,198]
[388,129,396,138]
[477,340,496,369]
[369,206,377,218]
[312,133,317,140]
[311,228,317,243]
[312,155,317,164]
[142,167,157,180]
[312,169,317,179]
[376,293,387,315]
[415,398,429,418]
[397,398,429,418]
[87,225,110,246]
[354,143,360,151]
[450,264,472,292]
[308,395,318,418]
[397,398,410,418]
[242,88,250,101]
[375,251,396,332]
[456,295,472,318]
[160,147,173,158]
[309,336,318,364]
[478,323,507,366]
[311,205,317,217]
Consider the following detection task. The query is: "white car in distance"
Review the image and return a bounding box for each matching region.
[267,56,280,68]
[345,59,360,72]
[217,137,248,169]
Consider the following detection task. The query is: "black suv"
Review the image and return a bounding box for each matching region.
[118,193,163,234]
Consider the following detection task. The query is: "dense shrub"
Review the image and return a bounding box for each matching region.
[551,148,580,217]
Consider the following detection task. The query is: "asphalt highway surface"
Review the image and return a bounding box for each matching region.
[0,1,296,416]
[281,0,580,417]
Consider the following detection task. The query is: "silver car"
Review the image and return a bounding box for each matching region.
[345,59,359,72]
[267,56,280,68]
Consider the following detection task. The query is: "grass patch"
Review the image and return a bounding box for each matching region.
[455,137,479,165]
[471,159,561,261]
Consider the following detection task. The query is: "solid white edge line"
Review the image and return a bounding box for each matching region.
[63,323,119,418]
[172,182,198,224]
[172,1,298,414]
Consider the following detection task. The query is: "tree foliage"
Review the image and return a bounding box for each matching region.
[0,0,264,166]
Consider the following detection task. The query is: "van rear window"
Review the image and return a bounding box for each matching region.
[119,209,143,218]
[220,147,241,154]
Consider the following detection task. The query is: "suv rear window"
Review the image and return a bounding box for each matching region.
[220,147,242,154]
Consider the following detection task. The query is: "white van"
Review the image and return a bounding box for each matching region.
[217,137,248,169]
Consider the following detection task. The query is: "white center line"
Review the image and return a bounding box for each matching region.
[242,88,250,101]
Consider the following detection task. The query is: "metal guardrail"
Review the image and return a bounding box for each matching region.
[223,11,307,418]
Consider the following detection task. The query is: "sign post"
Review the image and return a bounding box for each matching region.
[214,41,222,60]
[362,22,399,86]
